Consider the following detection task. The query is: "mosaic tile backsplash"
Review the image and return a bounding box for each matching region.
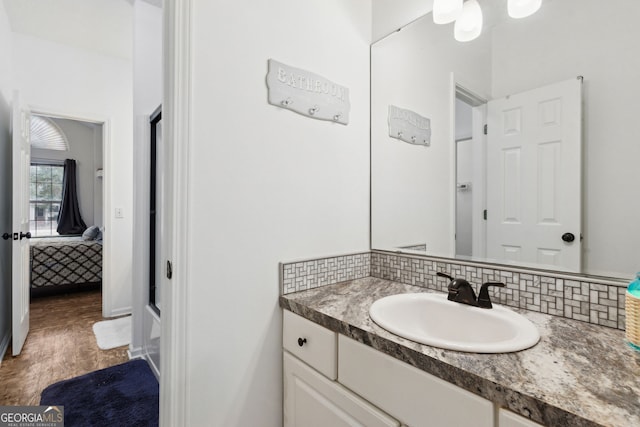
[281,250,629,330]
[281,252,370,295]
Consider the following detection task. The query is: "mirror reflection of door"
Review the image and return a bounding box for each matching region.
[486,78,582,272]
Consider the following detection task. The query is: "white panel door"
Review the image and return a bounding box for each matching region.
[486,78,582,271]
[11,91,31,355]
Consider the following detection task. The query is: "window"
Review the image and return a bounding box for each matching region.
[30,164,64,236]
[30,115,69,151]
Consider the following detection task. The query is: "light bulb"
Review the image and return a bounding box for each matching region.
[508,0,542,19]
[454,0,483,42]
[433,0,463,24]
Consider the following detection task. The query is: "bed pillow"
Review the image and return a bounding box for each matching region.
[82,225,100,241]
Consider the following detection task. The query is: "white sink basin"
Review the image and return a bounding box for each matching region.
[369,293,540,353]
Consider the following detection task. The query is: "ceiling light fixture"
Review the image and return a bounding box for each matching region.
[433,0,463,25]
[508,0,542,19]
[454,0,483,42]
[435,1,543,43]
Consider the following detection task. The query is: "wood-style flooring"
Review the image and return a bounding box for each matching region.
[0,290,129,405]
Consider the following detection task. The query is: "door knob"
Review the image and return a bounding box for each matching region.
[2,233,9,240]
[561,232,575,243]
[19,232,32,240]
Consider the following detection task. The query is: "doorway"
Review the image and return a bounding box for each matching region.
[454,86,487,260]
[27,112,106,323]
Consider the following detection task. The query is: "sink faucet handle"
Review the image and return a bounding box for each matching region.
[477,282,506,309]
[436,272,454,281]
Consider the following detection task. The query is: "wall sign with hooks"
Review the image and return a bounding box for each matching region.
[388,105,431,147]
[266,59,350,125]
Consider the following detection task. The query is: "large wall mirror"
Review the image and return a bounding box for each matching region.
[371,0,639,280]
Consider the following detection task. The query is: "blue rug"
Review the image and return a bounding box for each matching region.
[40,359,159,427]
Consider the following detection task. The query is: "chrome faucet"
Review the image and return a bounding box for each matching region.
[436,272,505,309]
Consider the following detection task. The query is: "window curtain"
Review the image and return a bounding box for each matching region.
[56,159,87,235]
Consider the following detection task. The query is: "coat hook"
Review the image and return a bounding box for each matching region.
[397,131,403,138]
[411,136,416,143]
[281,98,293,106]
[333,113,341,121]
[309,106,319,115]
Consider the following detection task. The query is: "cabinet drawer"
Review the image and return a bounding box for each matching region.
[283,310,337,379]
[338,335,493,427]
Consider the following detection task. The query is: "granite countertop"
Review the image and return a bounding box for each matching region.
[279,277,640,427]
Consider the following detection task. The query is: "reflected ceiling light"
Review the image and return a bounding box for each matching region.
[508,0,542,19]
[433,0,463,24]
[454,0,483,42]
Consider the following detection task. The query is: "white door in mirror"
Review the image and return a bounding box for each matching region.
[486,78,582,272]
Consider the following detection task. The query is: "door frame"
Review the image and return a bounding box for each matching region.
[451,77,489,260]
[160,0,191,425]
[28,106,112,316]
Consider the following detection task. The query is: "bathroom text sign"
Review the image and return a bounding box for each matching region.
[266,59,350,125]
[388,105,431,147]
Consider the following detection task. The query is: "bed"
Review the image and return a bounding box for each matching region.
[30,236,102,297]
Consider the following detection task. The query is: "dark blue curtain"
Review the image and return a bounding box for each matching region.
[56,159,87,235]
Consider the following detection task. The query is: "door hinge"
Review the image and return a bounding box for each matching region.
[166,260,173,279]
[483,209,487,220]
[483,124,488,135]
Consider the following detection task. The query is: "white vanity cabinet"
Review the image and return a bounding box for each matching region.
[283,311,399,427]
[283,310,542,427]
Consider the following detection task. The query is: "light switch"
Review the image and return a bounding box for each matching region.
[115,208,124,218]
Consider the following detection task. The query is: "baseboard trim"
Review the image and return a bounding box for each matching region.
[108,306,133,318]
[145,352,160,380]
[128,346,145,360]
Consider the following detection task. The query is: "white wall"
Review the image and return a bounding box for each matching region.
[0,0,13,361]
[12,31,134,316]
[490,0,639,277]
[182,0,371,425]
[455,98,472,140]
[371,14,491,253]
[131,0,162,374]
[372,0,432,42]
[31,118,102,228]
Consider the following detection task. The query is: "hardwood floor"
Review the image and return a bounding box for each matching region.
[0,290,129,405]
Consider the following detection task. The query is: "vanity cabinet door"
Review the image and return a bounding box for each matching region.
[499,409,544,427]
[338,335,493,427]
[284,352,400,427]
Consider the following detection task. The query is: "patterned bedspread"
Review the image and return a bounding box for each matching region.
[30,237,102,288]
